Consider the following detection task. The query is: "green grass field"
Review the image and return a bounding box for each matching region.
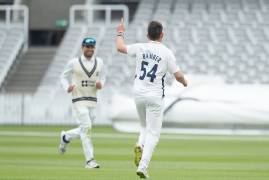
[0,126,269,180]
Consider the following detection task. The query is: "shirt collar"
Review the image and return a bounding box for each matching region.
[149,40,161,44]
[81,55,94,62]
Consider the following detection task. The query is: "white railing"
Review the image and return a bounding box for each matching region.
[0,34,24,89]
[0,5,29,51]
[70,4,129,27]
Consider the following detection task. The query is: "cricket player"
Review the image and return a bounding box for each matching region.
[116,19,187,178]
[59,37,105,169]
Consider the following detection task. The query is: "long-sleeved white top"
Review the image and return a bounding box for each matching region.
[60,55,106,92]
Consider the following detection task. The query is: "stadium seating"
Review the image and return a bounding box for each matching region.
[131,0,269,84]
[170,0,269,84]
[88,0,268,90]
[37,0,269,96]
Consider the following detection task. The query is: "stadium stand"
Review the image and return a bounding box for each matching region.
[58,0,267,97]
[36,0,268,96]
[4,47,56,93]
[165,0,269,84]
[1,0,269,126]
[0,5,28,90]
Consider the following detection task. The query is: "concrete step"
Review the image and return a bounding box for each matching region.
[15,67,49,73]
[4,46,56,93]
[9,77,43,82]
[23,54,55,60]
[5,86,37,93]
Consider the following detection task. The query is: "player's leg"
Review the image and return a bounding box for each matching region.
[137,97,163,178]
[59,130,71,154]
[134,98,147,167]
[59,105,81,154]
[63,128,81,141]
[135,98,147,147]
[78,106,99,169]
[59,128,80,154]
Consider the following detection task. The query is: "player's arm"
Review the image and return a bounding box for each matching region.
[116,18,127,54]
[96,59,106,90]
[174,71,187,87]
[168,52,188,87]
[60,60,75,93]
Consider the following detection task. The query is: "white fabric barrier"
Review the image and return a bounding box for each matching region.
[110,75,269,135]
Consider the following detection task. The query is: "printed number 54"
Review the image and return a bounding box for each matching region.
[139,61,158,82]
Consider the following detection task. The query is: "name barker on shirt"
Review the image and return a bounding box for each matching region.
[142,51,162,63]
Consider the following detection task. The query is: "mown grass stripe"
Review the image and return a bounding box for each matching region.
[0,126,269,180]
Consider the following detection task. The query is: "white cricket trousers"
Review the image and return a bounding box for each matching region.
[135,95,164,169]
[64,103,96,162]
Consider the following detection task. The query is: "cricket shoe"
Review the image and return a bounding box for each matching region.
[59,131,69,154]
[85,159,100,169]
[136,166,149,179]
[134,145,143,167]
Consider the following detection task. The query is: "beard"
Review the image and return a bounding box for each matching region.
[84,51,94,59]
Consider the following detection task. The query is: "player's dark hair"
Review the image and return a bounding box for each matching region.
[147,21,163,40]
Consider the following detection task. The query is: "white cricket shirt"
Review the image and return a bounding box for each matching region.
[60,55,105,106]
[127,41,180,98]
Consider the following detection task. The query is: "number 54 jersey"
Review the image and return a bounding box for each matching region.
[126,41,180,98]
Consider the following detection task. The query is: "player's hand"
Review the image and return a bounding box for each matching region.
[183,79,187,87]
[96,81,102,89]
[117,17,125,33]
[67,85,75,93]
